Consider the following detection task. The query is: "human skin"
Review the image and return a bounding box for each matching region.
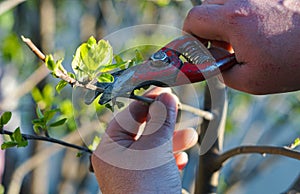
[91,88,198,193]
[92,1,300,192]
[183,0,300,94]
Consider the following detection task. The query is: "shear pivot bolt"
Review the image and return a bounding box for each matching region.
[151,50,168,61]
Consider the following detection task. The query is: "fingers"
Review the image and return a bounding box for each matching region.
[173,128,198,153]
[183,4,229,42]
[132,92,179,149]
[106,87,171,138]
[174,152,188,170]
[127,87,172,123]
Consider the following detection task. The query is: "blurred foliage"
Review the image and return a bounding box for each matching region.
[1,33,24,65]
[0,184,3,194]
[31,84,76,133]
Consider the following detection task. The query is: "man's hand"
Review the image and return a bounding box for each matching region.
[92,88,198,194]
[184,0,300,94]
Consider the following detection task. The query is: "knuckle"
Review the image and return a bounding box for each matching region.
[185,6,203,22]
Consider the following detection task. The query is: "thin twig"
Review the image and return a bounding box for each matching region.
[21,36,104,93]
[0,128,92,154]
[181,104,214,120]
[21,36,46,61]
[216,145,300,169]
[0,0,26,15]
[21,35,216,120]
[130,94,214,120]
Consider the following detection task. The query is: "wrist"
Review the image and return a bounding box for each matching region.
[92,155,182,194]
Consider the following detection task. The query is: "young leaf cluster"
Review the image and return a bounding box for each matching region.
[32,107,67,135]
[0,111,11,129]
[288,137,300,150]
[71,36,113,82]
[44,36,145,106]
[0,112,28,149]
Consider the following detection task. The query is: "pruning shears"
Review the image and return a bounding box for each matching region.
[86,35,237,105]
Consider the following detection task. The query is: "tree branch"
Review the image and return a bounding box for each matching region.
[21,36,104,93]
[0,0,26,15]
[181,104,214,121]
[215,145,300,169]
[21,36,46,61]
[6,120,98,194]
[0,128,92,154]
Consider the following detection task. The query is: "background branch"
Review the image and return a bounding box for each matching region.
[6,120,98,194]
[215,145,300,169]
[0,128,92,154]
[0,0,26,15]
[21,36,102,92]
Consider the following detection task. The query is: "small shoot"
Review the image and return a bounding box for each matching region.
[1,127,28,149]
[286,137,300,150]
[32,107,67,135]
[88,136,101,151]
[71,36,113,82]
[0,111,12,128]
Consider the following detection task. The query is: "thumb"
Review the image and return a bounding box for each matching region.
[132,92,179,150]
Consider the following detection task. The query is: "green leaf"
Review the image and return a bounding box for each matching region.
[76,152,83,157]
[31,87,43,103]
[290,137,300,149]
[116,101,125,109]
[68,72,76,79]
[14,127,28,147]
[6,127,28,148]
[100,62,127,72]
[33,124,42,134]
[71,37,113,81]
[54,58,67,75]
[88,136,101,151]
[105,103,114,112]
[12,127,22,143]
[87,36,97,46]
[55,80,68,94]
[97,73,114,83]
[2,33,23,65]
[32,118,45,125]
[49,118,67,127]
[45,55,57,71]
[114,54,124,64]
[0,111,12,126]
[155,0,170,7]
[17,139,28,147]
[128,60,135,68]
[44,109,59,121]
[36,106,44,118]
[134,49,144,63]
[1,141,18,150]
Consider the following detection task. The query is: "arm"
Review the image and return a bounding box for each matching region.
[183,0,300,94]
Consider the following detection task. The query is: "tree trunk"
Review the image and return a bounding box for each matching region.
[195,78,228,193]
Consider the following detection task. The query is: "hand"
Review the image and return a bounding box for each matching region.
[183,0,300,94]
[91,88,198,194]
